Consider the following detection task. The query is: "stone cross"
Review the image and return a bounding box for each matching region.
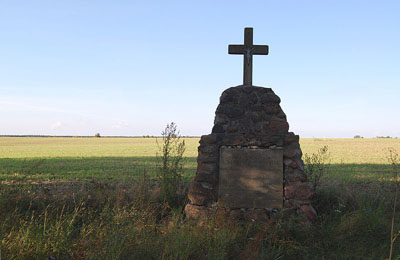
[229,27,269,86]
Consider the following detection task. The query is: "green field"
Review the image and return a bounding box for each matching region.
[1,137,400,259]
[1,137,399,184]
[0,137,198,183]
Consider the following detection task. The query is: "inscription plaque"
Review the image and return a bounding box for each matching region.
[218,147,283,208]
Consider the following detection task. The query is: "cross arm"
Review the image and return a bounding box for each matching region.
[228,45,245,54]
[228,44,269,55]
[253,45,269,55]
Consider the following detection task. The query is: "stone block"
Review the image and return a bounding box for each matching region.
[284,183,314,200]
[276,110,287,120]
[198,144,218,154]
[188,192,209,206]
[222,86,241,99]
[250,112,262,123]
[197,152,218,163]
[199,182,213,190]
[212,124,224,133]
[216,104,244,118]
[221,135,245,146]
[300,204,317,222]
[285,141,301,150]
[226,125,238,133]
[200,134,219,144]
[194,173,217,185]
[220,92,234,104]
[290,160,299,169]
[188,182,216,205]
[214,115,228,125]
[238,92,257,106]
[260,93,281,104]
[284,199,310,208]
[284,134,299,145]
[283,147,300,158]
[197,162,217,174]
[264,105,281,114]
[252,105,264,112]
[259,87,274,94]
[285,169,307,182]
[284,158,294,166]
[260,135,284,147]
[293,157,305,171]
[184,204,210,220]
[269,120,289,132]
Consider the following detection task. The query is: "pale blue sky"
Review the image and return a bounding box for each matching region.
[0,0,399,137]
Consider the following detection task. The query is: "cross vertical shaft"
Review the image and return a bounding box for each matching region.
[243,28,253,86]
[228,27,269,86]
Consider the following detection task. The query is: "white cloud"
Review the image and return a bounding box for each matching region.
[112,121,129,129]
[50,121,62,130]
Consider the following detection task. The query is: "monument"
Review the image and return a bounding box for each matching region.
[185,28,317,222]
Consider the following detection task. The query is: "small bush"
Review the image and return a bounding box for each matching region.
[94,133,101,138]
[303,145,330,190]
[156,122,186,207]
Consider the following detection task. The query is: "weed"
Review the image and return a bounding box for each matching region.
[156,122,186,208]
[303,145,330,190]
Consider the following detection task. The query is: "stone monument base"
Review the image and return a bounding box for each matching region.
[185,86,317,223]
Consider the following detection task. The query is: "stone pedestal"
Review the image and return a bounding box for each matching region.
[185,85,317,222]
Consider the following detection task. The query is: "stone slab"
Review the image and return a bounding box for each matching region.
[218,147,283,208]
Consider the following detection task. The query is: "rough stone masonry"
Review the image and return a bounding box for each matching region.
[185,27,316,222]
[185,85,317,222]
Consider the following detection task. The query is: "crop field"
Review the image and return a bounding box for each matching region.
[0,137,399,184]
[1,137,400,259]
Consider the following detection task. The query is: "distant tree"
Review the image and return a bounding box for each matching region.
[354,135,363,139]
[94,133,101,138]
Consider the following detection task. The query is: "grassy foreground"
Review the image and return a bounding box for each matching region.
[1,137,400,259]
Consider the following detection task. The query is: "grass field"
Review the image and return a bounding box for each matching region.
[1,137,400,259]
[0,137,399,183]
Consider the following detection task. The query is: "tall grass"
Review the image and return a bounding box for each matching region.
[388,149,400,260]
[0,181,251,259]
[1,177,399,259]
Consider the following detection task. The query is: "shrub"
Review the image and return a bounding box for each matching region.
[94,133,101,138]
[156,122,186,207]
[303,145,330,190]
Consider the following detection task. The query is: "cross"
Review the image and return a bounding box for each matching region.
[228,27,269,86]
